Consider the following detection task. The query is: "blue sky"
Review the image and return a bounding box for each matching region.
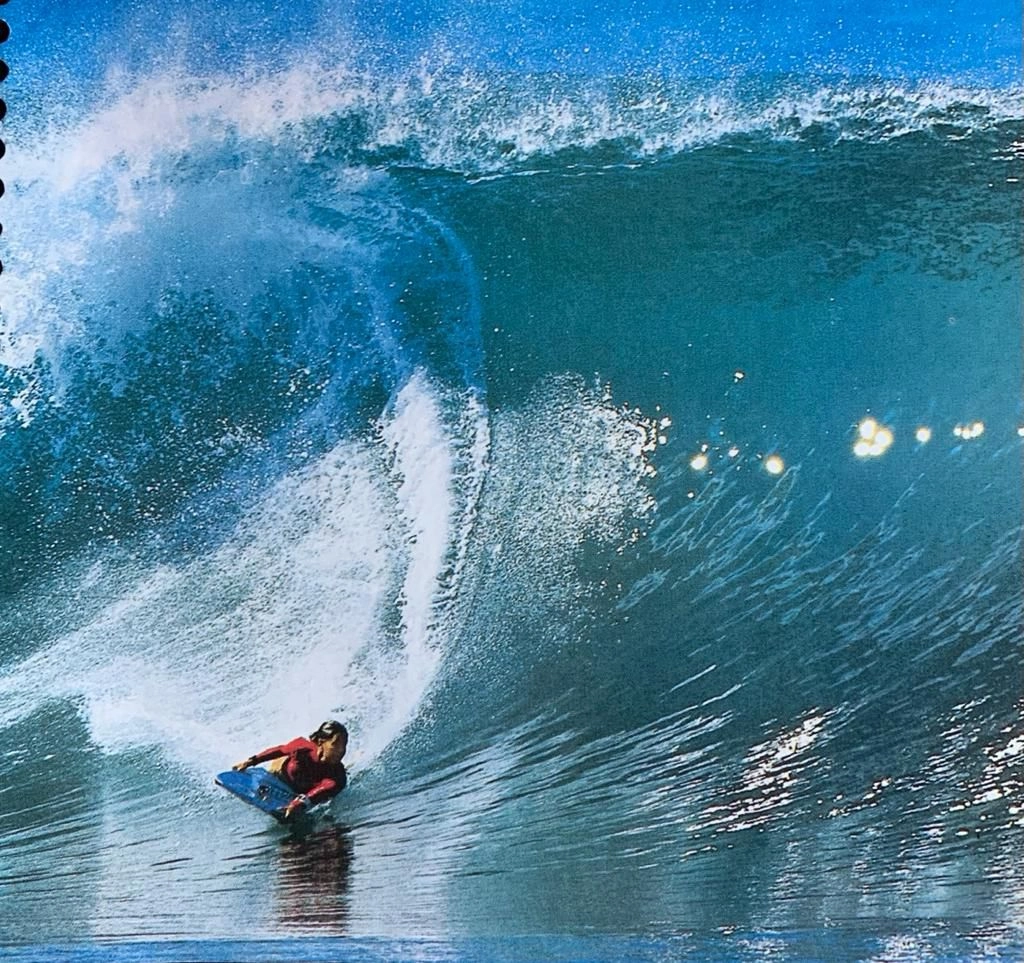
[13,0,1023,88]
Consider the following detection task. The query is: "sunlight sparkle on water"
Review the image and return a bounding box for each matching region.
[954,421,985,440]
[915,426,932,444]
[764,455,784,475]
[855,417,894,458]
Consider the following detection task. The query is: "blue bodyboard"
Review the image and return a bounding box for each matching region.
[215,767,298,822]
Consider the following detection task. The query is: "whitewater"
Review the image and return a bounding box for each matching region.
[0,1,1022,960]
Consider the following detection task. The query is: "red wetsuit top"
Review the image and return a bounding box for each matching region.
[250,737,347,805]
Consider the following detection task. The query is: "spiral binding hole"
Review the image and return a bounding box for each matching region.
[0,11,6,276]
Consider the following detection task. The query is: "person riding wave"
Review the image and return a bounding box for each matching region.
[233,720,348,820]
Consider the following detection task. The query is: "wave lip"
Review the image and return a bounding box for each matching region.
[10,67,1022,192]
[313,73,1024,173]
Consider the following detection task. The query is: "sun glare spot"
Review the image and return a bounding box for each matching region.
[855,417,894,458]
[915,426,932,443]
[764,455,784,475]
[690,453,709,471]
[954,421,985,441]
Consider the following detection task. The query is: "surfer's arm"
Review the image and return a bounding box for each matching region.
[232,749,277,770]
[278,781,334,819]
[302,776,342,806]
[232,737,306,771]
[281,794,309,819]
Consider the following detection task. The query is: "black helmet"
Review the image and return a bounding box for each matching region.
[311,720,348,742]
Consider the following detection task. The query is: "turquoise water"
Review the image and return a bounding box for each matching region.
[4,928,1024,963]
[1,2,1022,959]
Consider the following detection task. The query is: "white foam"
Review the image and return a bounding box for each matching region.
[0,373,487,778]
[480,377,663,576]
[13,63,1021,197]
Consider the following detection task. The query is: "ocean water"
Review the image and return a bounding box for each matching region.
[1,1,1022,960]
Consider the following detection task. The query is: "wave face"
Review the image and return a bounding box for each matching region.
[1,1,1022,952]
